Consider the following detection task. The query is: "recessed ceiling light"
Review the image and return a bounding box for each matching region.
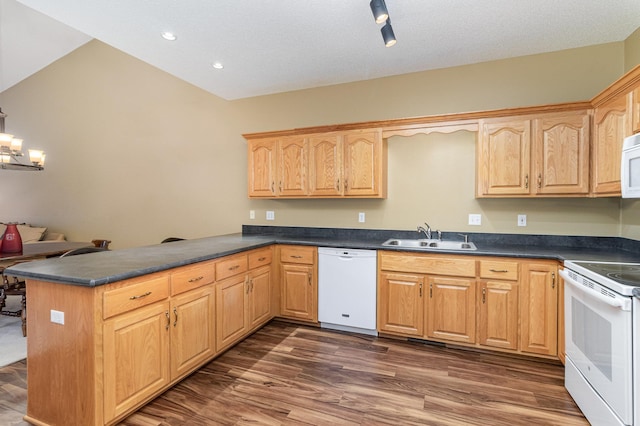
[212,62,224,69]
[161,32,177,41]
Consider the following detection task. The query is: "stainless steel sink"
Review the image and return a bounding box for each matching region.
[382,238,477,251]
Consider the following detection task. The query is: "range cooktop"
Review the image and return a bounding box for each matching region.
[564,261,640,296]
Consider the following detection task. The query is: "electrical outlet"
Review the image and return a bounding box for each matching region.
[50,309,65,325]
[266,211,275,220]
[249,210,255,220]
[518,214,527,227]
[358,212,365,223]
[468,214,481,226]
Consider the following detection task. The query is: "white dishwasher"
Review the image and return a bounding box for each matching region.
[318,247,377,336]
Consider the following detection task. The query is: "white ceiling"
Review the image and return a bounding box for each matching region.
[3,0,640,100]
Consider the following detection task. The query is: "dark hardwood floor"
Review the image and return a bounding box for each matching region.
[0,321,587,425]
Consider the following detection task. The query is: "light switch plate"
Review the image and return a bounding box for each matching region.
[468,214,481,226]
[266,211,275,220]
[249,210,255,220]
[358,212,365,223]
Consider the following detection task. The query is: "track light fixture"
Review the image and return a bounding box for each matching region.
[381,18,396,47]
[370,0,389,24]
[370,0,396,47]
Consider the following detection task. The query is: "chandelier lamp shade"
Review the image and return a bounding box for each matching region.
[369,0,396,47]
[0,108,44,171]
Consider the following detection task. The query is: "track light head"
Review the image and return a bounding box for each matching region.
[381,19,396,47]
[370,0,389,24]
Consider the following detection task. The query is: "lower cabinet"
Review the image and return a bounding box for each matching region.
[377,251,560,359]
[103,301,171,422]
[426,275,476,344]
[278,245,318,322]
[216,249,273,352]
[377,272,424,336]
[520,260,558,356]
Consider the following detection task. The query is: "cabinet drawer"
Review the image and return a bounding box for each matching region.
[170,260,216,296]
[280,246,315,264]
[479,260,519,281]
[248,248,272,270]
[103,275,170,319]
[379,252,476,277]
[216,254,248,281]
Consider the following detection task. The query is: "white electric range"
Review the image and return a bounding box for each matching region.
[560,260,640,425]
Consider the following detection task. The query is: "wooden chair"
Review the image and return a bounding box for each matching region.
[0,270,27,337]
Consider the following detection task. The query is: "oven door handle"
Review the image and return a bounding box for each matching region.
[559,269,631,311]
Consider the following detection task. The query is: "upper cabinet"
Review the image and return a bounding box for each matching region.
[592,94,632,196]
[247,129,386,199]
[477,110,590,197]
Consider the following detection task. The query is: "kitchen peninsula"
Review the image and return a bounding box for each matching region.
[7,227,640,426]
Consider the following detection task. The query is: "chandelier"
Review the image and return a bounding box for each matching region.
[0,108,45,171]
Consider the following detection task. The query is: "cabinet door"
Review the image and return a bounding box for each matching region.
[592,94,631,196]
[170,286,215,380]
[477,118,531,196]
[426,276,476,344]
[532,111,590,195]
[280,263,317,322]
[104,302,170,422]
[278,136,307,196]
[343,130,385,197]
[633,86,640,135]
[520,262,558,356]
[308,134,342,196]
[248,139,277,197]
[478,280,519,350]
[248,265,272,329]
[377,272,424,337]
[216,275,249,351]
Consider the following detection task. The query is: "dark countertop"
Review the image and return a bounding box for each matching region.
[6,226,640,287]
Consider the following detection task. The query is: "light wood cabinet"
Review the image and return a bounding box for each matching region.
[377,272,424,336]
[278,245,317,322]
[558,276,565,365]
[592,93,632,196]
[378,251,560,360]
[104,301,171,422]
[248,129,386,198]
[216,249,273,351]
[633,87,640,134]
[532,111,590,195]
[478,259,520,350]
[477,111,590,197]
[520,261,558,356]
[309,134,342,196]
[247,138,277,197]
[426,275,476,344]
[477,117,531,196]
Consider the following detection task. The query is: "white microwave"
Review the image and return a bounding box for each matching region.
[622,133,640,198]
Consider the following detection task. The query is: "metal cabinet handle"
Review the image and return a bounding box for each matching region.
[290,255,303,259]
[308,273,312,286]
[271,181,275,193]
[419,283,423,297]
[538,173,542,189]
[429,283,433,298]
[245,276,250,294]
[188,276,204,283]
[250,279,254,292]
[336,179,340,191]
[229,265,240,271]
[552,272,556,289]
[165,311,170,330]
[489,269,508,273]
[279,181,283,192]
[173,307,178,327]
[258,257,267,262]
[525,174,529,189]
[482,288,486,304]
[129,291,151,300]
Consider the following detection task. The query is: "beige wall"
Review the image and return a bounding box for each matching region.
[625,26,640,71]
[0,38,635,248]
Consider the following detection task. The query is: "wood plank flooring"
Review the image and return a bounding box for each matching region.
[0,321,587,425]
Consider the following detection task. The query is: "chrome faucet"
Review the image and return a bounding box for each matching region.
[417,223,432,239]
